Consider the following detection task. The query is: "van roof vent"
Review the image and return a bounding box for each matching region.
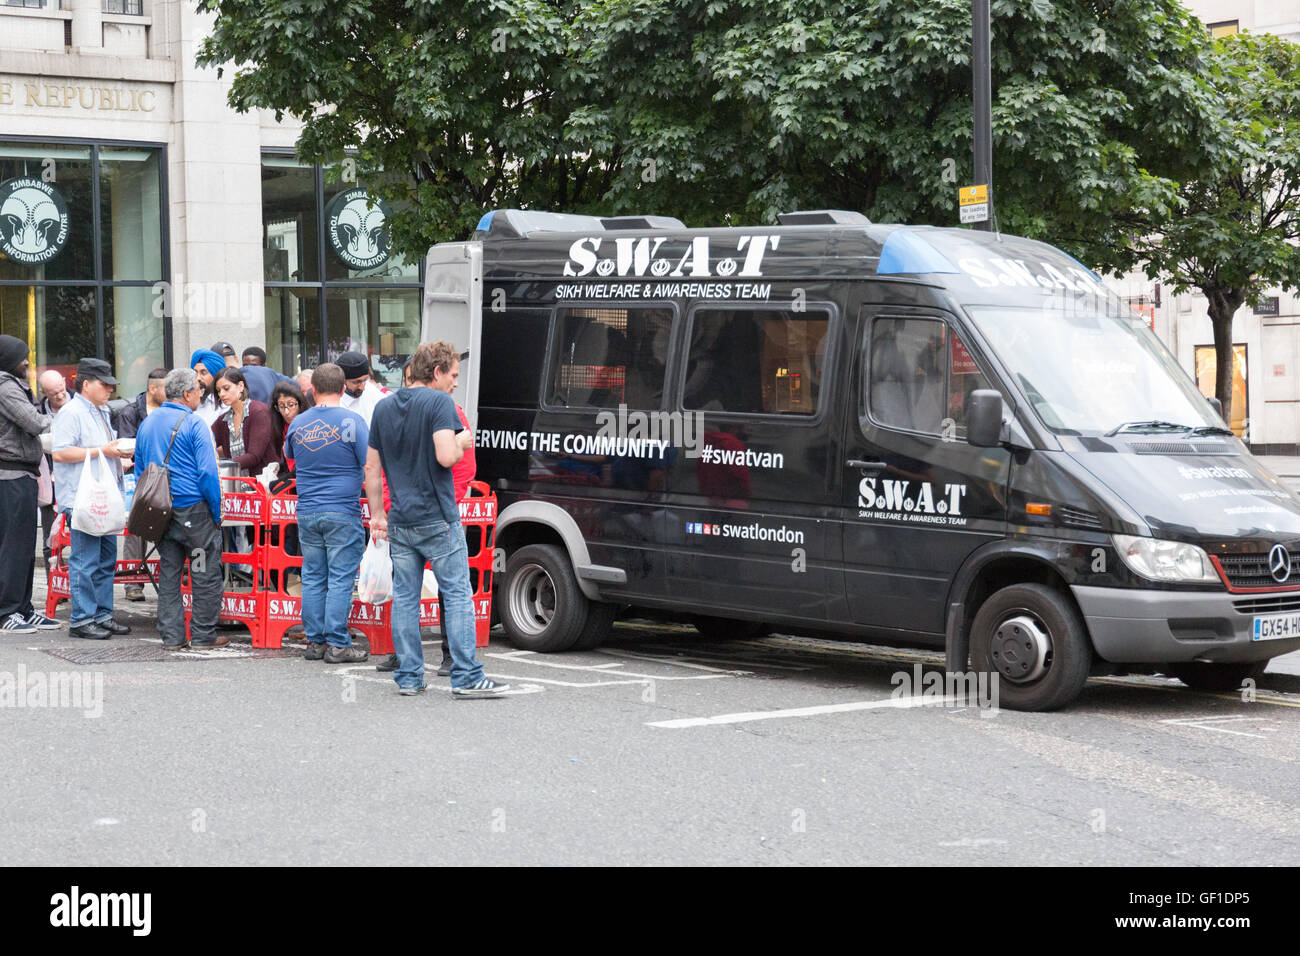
[776,209,871,227]
[600,216,686,230]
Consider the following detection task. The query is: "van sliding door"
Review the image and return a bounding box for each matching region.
[660,301,843,623]
[841,306,1010,637]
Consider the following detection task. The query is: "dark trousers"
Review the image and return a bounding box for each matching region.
[0,475,37,620]
[157,503,223,646]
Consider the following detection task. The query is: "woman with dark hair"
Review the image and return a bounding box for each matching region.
[269,380,313,468]
[211,367,277,475]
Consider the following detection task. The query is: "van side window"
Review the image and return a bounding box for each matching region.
[549,307,674,409]
[868,318,993,438]
[683,308,829,415]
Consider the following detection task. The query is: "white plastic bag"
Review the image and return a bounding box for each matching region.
[357,535,393,604]
[256,460,280,492]
[71,448,126,536]
[421,568,439,599]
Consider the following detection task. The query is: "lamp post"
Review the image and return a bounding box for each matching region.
[972,0,993,231]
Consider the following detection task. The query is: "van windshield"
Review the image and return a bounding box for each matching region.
[965,305,1220,436]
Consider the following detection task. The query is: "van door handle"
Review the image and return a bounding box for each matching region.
[846,459,888,473]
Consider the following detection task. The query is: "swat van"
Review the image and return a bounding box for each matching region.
[421,208,1300,711]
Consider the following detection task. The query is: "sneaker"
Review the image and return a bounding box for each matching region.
[398,684,427,696]
[24,612,62,631]
[324,645,369,664]
[304,642,327,661]
[375,654,399,672]
[452,678,510,699]
[124,586,145,602]
[436,659,451,677]
[1,613,36,634]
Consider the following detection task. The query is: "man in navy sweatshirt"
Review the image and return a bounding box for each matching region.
[134,367,227,649]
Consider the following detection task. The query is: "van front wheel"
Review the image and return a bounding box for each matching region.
[969,584,1092,712]
[501,544,585,653]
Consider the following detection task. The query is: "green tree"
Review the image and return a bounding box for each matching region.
[197,0,1219,266]
[1097,32,1300,427]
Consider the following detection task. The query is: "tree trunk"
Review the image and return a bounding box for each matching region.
[1204,287,1247,431]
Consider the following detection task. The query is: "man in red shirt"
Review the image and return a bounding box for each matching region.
[375,343,475,675]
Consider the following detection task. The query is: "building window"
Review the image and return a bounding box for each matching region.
[0,139,168,396]
[1207,19,1239,38]
[261,154,420,384]
[101,0,143,14]
[4,1,56,9]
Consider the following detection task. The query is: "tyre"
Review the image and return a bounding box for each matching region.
[500,544,584,652]
[968,583,1092,712]
[1167,661,1266,693]
[570,601,618,651]
[691,616,769,641]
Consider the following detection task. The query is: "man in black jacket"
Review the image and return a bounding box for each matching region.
[113,368,166,601]
[0,335,61,633]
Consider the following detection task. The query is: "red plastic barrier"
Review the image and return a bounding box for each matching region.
[46,478,498,655]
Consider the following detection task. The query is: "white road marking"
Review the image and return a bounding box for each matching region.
[1159,715,1274,739]
[598,647,793,673]
[648,694,954,729]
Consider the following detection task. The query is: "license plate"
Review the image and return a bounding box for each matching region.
[1253,612,1300,641]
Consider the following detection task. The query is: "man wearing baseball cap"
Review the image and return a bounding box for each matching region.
[336,350,389,427]
[211,341,239,368]
[0,335,60,634]
[51,358,133,640]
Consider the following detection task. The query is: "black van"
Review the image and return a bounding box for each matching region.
[421,208,1300,711]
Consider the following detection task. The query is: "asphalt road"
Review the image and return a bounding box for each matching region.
[4,577,1300,867]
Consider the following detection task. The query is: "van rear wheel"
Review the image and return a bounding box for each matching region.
[501,544,585,653]
[1167,661,1266,693]
[570,601,618,651]
[969,584,1091,712]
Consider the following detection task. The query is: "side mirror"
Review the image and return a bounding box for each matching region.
[966,390,1004,447]
[1208,396,1223,418]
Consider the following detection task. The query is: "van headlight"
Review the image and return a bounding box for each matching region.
[1111,534,1219,584]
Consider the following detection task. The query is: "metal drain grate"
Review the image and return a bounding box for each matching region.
[43,643,305,665]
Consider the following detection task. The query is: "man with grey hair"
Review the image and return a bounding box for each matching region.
[133,368,227,649]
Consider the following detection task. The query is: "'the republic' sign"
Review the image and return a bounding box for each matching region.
[0,178,70,265]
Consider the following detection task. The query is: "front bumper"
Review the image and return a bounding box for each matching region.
[1071,585,1300,663]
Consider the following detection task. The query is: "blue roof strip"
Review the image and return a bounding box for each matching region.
[475,211,495,232]
[876,230,961,275]
[1059,250,1103,283]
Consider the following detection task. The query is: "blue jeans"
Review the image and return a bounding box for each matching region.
[298,511,366,648]
[390,519,480,690]
[67,515,117,627]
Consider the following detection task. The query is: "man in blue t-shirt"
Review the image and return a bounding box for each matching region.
[365,342,508,699]
[286,363,369,663]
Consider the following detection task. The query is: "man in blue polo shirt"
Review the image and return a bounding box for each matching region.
[286,363,369,664]
[134,368,227,649]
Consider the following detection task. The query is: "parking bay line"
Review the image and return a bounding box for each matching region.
[647,694,954,729]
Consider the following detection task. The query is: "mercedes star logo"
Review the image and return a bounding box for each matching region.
[1269,544,1291,583]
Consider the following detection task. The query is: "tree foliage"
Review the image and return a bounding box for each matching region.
[1105,32,1300,422]
[197,0,1220,263]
